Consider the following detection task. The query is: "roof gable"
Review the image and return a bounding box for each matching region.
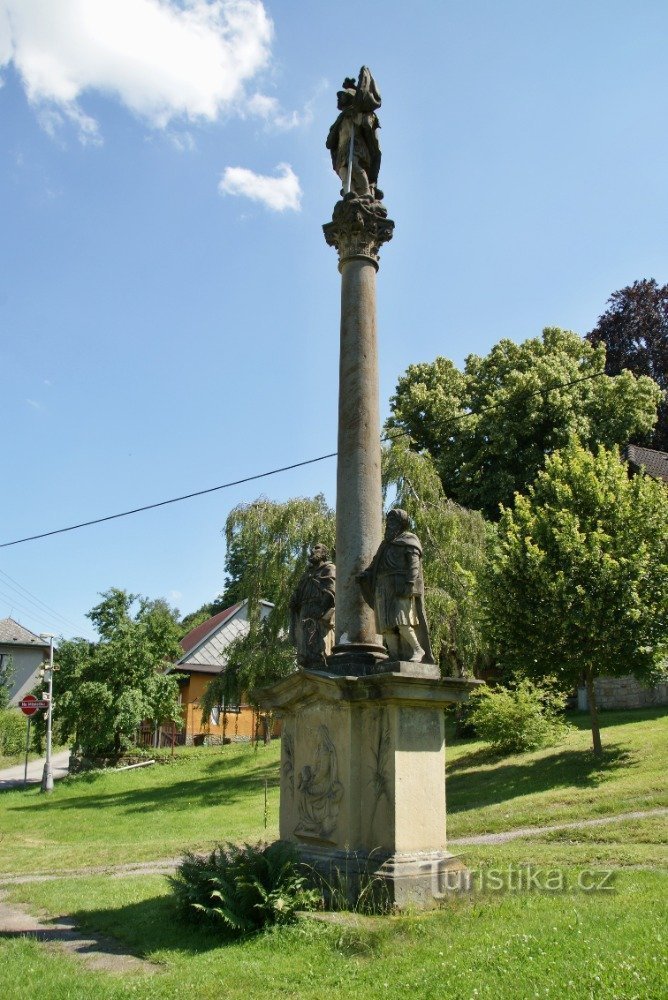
[176,600,274,671]
[0,618,49,647]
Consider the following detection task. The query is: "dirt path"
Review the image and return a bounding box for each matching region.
[0,807,665,887]
[448,806,668,846]
[0,891,159,975]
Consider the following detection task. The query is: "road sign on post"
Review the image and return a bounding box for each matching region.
[19,695,49,716]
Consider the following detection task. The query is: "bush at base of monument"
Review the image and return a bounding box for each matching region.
[469,679,570,754]
[169,841,321,937]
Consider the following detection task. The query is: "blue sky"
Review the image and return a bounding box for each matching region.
[1,0,667,641]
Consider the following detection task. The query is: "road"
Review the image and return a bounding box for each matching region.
[0,750,71,791]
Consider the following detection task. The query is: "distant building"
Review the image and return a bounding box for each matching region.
[0,618,50,705]
[624,444,668,484]
[170,600,276,745]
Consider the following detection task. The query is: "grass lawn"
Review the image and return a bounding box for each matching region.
[0,709,666,998]
[0,709,665,876]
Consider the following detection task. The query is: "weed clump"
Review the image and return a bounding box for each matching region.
[169,841,321,937]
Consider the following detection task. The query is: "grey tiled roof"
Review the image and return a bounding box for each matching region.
[625,445,668,484]
[0,617,49,646]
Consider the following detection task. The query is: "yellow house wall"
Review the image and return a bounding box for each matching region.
[179,672,260,741]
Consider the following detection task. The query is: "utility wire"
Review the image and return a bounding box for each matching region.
[0,567,81,631]
[0,369,610,550]
[0,452,337,549]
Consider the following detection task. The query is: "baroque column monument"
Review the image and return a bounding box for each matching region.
[259,68,480,908]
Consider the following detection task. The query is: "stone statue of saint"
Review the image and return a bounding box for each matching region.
[289,543,336,669]
[326,66,382,200]
[358,509,434,663]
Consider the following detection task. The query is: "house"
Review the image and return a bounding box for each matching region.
[0,618,50,706]
[171,600,275,745]
[624,444,668,484]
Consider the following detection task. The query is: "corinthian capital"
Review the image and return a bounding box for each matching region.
[323,194,395,269]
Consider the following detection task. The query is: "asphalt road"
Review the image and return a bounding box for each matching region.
[0,750,71,791]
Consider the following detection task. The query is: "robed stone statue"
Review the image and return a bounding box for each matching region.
[326,66,382,200]
[289,544,336,669]
[358,509,434,663]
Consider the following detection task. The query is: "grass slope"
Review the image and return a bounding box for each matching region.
[0,710,666,998]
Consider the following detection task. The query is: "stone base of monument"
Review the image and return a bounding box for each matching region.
[257,663,481,910]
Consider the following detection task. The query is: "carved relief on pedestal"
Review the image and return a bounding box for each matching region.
[323,194,395,266]
[368,708,390,832]
[282,729,295,797]
[295,724,343,842]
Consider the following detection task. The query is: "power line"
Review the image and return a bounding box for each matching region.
[0,369,612,551]
[0,567,81,631]
[0,451,337,549]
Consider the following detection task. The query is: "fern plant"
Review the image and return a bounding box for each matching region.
[170,841,321,936]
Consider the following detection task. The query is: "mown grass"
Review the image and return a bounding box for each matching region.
[0,709,666,998]
[0,709,665,876]
[3,864,666,999]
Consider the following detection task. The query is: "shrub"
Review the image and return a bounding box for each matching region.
[468,678,569,754]
[169,841,321,936]
[0,709,30,757]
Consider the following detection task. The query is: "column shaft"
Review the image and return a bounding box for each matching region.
[335,257,383,647]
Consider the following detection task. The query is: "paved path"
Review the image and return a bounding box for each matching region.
[0,891,158,975]
[0,749,71,791]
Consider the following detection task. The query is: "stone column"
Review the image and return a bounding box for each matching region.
[323,195,395,661]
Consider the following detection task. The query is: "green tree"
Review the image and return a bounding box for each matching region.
[200,496,335,735]
[587,279,668,450]
[382,439,492,675]
[0,653,14,709]
[388,327,662,519]
[484,441,668,753]
[53,589,183,757]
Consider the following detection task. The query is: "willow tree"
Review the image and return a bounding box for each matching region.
[382,438,492,675]
[201,495,335,734]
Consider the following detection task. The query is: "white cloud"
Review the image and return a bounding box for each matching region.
[219,162,301,212]
[26,398,42,409]
[0,0,274,140]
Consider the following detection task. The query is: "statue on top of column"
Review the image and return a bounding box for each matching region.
[358,509,434,664]
[326,66,383,201]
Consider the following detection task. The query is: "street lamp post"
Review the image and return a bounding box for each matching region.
[40,634,54,793]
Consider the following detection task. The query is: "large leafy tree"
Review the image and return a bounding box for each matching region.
[387,327,662,519]
[587,279,668,450]
[200,496,335,727]
[484,441,668,753]
[53,589,183,756]
[382,439,491,675]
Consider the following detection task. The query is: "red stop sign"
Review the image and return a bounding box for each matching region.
[19,695,49,717]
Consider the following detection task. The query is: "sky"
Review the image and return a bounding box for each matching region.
[1,0,667,642]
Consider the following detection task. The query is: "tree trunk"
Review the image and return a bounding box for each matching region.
[585,667,603,755]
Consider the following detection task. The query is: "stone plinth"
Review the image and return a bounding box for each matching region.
[258,665,481,908]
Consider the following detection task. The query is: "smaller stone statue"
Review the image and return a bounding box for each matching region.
[326,65,382,200]
[358,509,434,663]
[289,543,336,669]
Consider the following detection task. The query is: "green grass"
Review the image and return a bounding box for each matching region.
[0,710,665,876]
[445,708,668,837]
[0,742,281,874]
[0,709,666,998]
[3,866,666,999]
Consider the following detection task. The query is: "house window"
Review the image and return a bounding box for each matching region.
[210,699,241,726]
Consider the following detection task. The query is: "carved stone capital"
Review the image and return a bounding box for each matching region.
[323,194,395,269]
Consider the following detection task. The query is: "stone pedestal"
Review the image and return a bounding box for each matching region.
[259,665,481,908]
